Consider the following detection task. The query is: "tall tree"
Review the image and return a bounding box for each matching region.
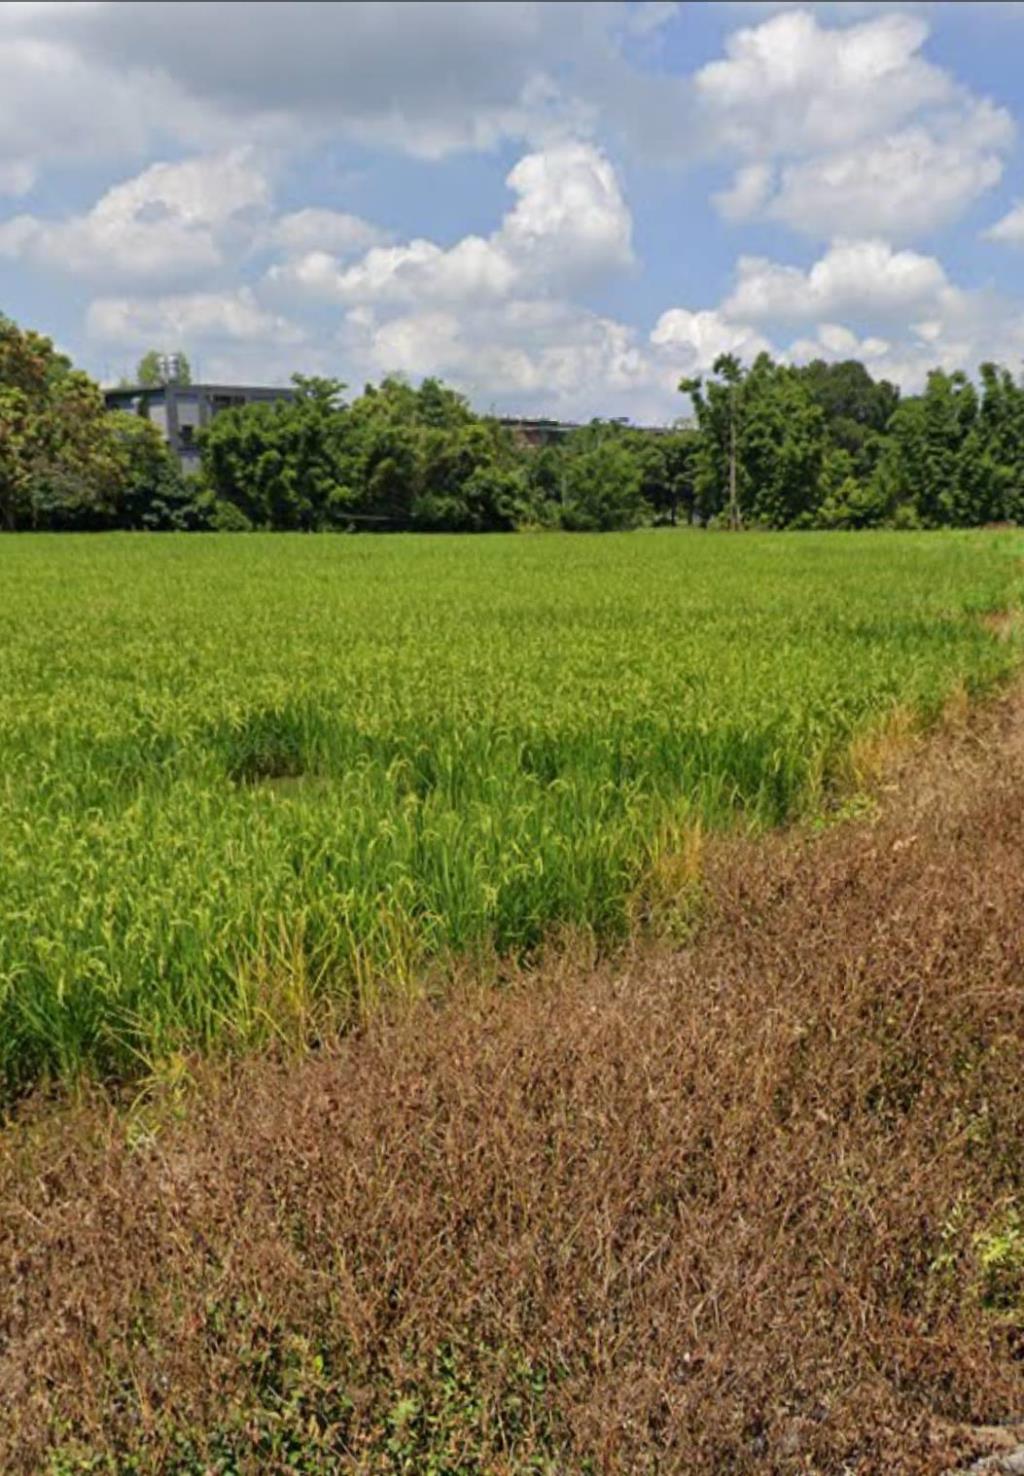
[681,354,747,528]
[958,363,1024,525]
[626,428,699,526]
[560,441,646,531]
[0,314,129,530]
[798,358,899,479]
[199,376,351,530]
[682,354,827,528]
[741,356,826,528]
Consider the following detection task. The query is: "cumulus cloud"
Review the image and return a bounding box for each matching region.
[713,163,775,223]
[86,287,304,348]
[262,142,645,420]
[695,11,954,158]
[765,128,1006,238]
[267,141,633,308]
[787,322,892,365]
[649,308,771,372]
[77,140,655,421]
[500,144,633,280]
[279,236,518,309]
[339,296,659,421]
[722,240,950,324]
[9,1,1024,423]
[0,0,602,183]
[984,201,1024,246]
[0,151,270,283]
[649,239,1024,401]
[698,8,1013,240]
[263,209,388,259]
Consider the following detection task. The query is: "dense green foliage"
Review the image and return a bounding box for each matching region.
[0,314,195,532]
[6,308,1024,535]
[0,530,1019,1095]
[189,352,1024,534]
[685,352,1024,529]
[199,374,541,532]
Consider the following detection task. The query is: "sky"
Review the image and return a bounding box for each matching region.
[3,0,1024,423]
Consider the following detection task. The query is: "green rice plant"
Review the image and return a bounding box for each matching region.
[0,528,1020,1096]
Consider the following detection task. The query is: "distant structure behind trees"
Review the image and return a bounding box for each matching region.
[104,380,297,473]
[135,349,192,389]
[3,310,1024,533]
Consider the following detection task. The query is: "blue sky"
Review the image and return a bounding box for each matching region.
[3,0,1024,421]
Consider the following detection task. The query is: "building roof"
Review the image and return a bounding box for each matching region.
[104,382,297,398]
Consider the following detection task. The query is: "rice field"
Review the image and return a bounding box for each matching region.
[0,529,1020,1098]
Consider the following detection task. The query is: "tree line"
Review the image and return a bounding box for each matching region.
[3,311,1024,533]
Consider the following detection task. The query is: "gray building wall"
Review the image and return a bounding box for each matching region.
[103,383,297,468]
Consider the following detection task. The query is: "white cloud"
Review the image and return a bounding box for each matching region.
[8,1,1024,424]
[86,287,303,347]
[281,235,517,308]
[713,162,774,222]
[644,234,1024,402]
[0,8,216,194]
[0,150,269,283]
[0,1,600,177]
[766,128,1005,238]
[500,143,633,280]
[267,141,633,308]
[280,143,646,419]
[263,209,388,258]
[697,8,1013,240]
[695,10,953,158]
[649,307,771,372]
[723,239,949,323]
[787,322,891,364]
[77,140,654,421]
[343,296,657,420]
[984,201,1024,246]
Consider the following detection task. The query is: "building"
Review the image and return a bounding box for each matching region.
[103,382,297,470]
[497,416,580,448]
[497,414,679,447]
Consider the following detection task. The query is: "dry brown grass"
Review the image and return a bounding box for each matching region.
[2,691,1024,1474]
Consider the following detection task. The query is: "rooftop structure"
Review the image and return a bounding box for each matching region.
[497,414,679,447]
[104,382,297,469]
[497,416,581,448]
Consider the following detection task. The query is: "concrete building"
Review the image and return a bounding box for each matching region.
[497,416,581,448]
[497,415,678,447]
[103,382,297,471]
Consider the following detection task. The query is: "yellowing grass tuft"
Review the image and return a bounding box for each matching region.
[842,702,921,792]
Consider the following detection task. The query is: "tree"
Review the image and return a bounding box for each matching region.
[798,359,898,479]
[109,412,203,530]
[681,355,747,528]
[199,376,351,530]
[560,441,646,531]
[868,371,979,529]
[958,363,1024,525]
[414,421,534,530]
[740,356,826,528]
[135,349,192,387]
[0,314,129,530]
[815,447,891,529]
[682,354,827,529]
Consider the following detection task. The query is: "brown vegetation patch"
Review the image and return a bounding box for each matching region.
[2,693,1024,1473]
[981,608,1024,643]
